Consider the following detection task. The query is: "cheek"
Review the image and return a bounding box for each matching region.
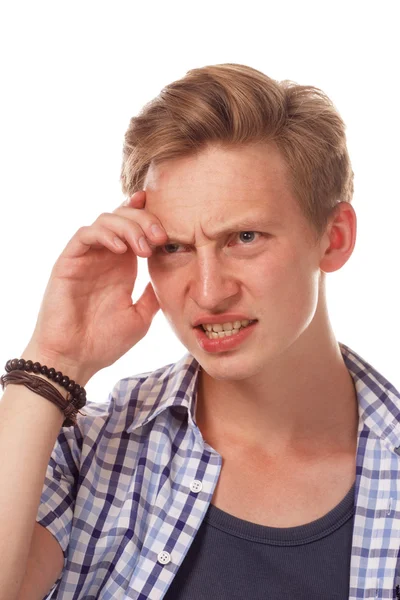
[257,250,317,319]
[286,265,320,332]
[148,264,182,313]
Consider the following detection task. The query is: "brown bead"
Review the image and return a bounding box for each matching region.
[61,375,70,387]
[54,371,63,383]
[75,394,86,409]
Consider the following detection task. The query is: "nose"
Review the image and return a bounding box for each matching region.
[189,251,240,310]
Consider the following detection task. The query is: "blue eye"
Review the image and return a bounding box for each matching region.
[157,231,262,255]
[238,231,257,243]
[162,244,181,254]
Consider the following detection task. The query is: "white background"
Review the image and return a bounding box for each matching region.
[1,0,399,403]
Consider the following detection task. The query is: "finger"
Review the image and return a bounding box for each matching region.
[111,212,167,256]
[104,209,168,249]
[131,190,146,207]
[63,224,133,259]
[95,219,153,257]
[121,190,146,208]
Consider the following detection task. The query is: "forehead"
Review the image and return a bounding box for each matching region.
[143,143,302,232]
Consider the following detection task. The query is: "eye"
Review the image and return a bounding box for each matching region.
[155,231,263,255]
[159,243,184,254]
[235,231,260,245]
[228,231,263,248]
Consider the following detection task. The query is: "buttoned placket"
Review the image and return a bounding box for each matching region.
[126,432,222,600]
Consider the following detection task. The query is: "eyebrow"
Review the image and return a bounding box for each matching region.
[165,216,281,244]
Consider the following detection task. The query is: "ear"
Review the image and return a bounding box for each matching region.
[319,202,357,274]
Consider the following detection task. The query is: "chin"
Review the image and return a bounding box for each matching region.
[196,353,263,382]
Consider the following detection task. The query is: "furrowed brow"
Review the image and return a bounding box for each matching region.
[166,216,281,244]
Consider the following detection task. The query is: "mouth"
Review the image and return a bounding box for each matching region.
[194,319,257,339]
[193,319,258,352]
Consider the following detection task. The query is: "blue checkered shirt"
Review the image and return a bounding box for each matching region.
[37,342,400,599]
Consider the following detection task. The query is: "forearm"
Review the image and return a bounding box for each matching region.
[0,351,81,599]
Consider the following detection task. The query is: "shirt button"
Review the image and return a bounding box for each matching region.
[157,551,171,565]
[190,480,203,493]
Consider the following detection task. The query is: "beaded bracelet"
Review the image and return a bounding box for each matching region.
[1,358,87,427]
[4,358,87,404]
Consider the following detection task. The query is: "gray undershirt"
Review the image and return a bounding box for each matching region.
[164,481,355,599]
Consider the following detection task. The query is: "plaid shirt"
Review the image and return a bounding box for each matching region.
[38,342,400,600]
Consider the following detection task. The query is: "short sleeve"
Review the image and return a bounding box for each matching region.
[36,419,83,566]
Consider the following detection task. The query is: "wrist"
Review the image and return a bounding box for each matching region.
[20,345,90,390]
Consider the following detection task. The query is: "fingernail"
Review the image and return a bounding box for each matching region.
[151,224,165,238]
[138,237,151,252]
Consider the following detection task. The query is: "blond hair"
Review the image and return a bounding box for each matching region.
[121,63,354,243]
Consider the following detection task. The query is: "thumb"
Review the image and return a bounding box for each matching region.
[132,281,161,332]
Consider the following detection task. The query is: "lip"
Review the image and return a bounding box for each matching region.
[192,314,257,327]
[194,320,258,353]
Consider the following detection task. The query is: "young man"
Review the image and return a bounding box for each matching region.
[4,64,400,599]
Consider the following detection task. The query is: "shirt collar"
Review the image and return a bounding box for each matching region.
[125,342,400,454]
[125,351,202,433]
[340,342,400,454]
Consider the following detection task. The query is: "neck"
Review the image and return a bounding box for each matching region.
[195,323,359,459]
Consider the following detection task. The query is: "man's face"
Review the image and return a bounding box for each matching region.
[145,142,326,381]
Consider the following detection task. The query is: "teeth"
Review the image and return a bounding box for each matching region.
[208,328,240,339]
[200,319,255,338]
[201,319,252,332]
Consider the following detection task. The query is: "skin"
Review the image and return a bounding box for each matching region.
[144,141,358,460]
